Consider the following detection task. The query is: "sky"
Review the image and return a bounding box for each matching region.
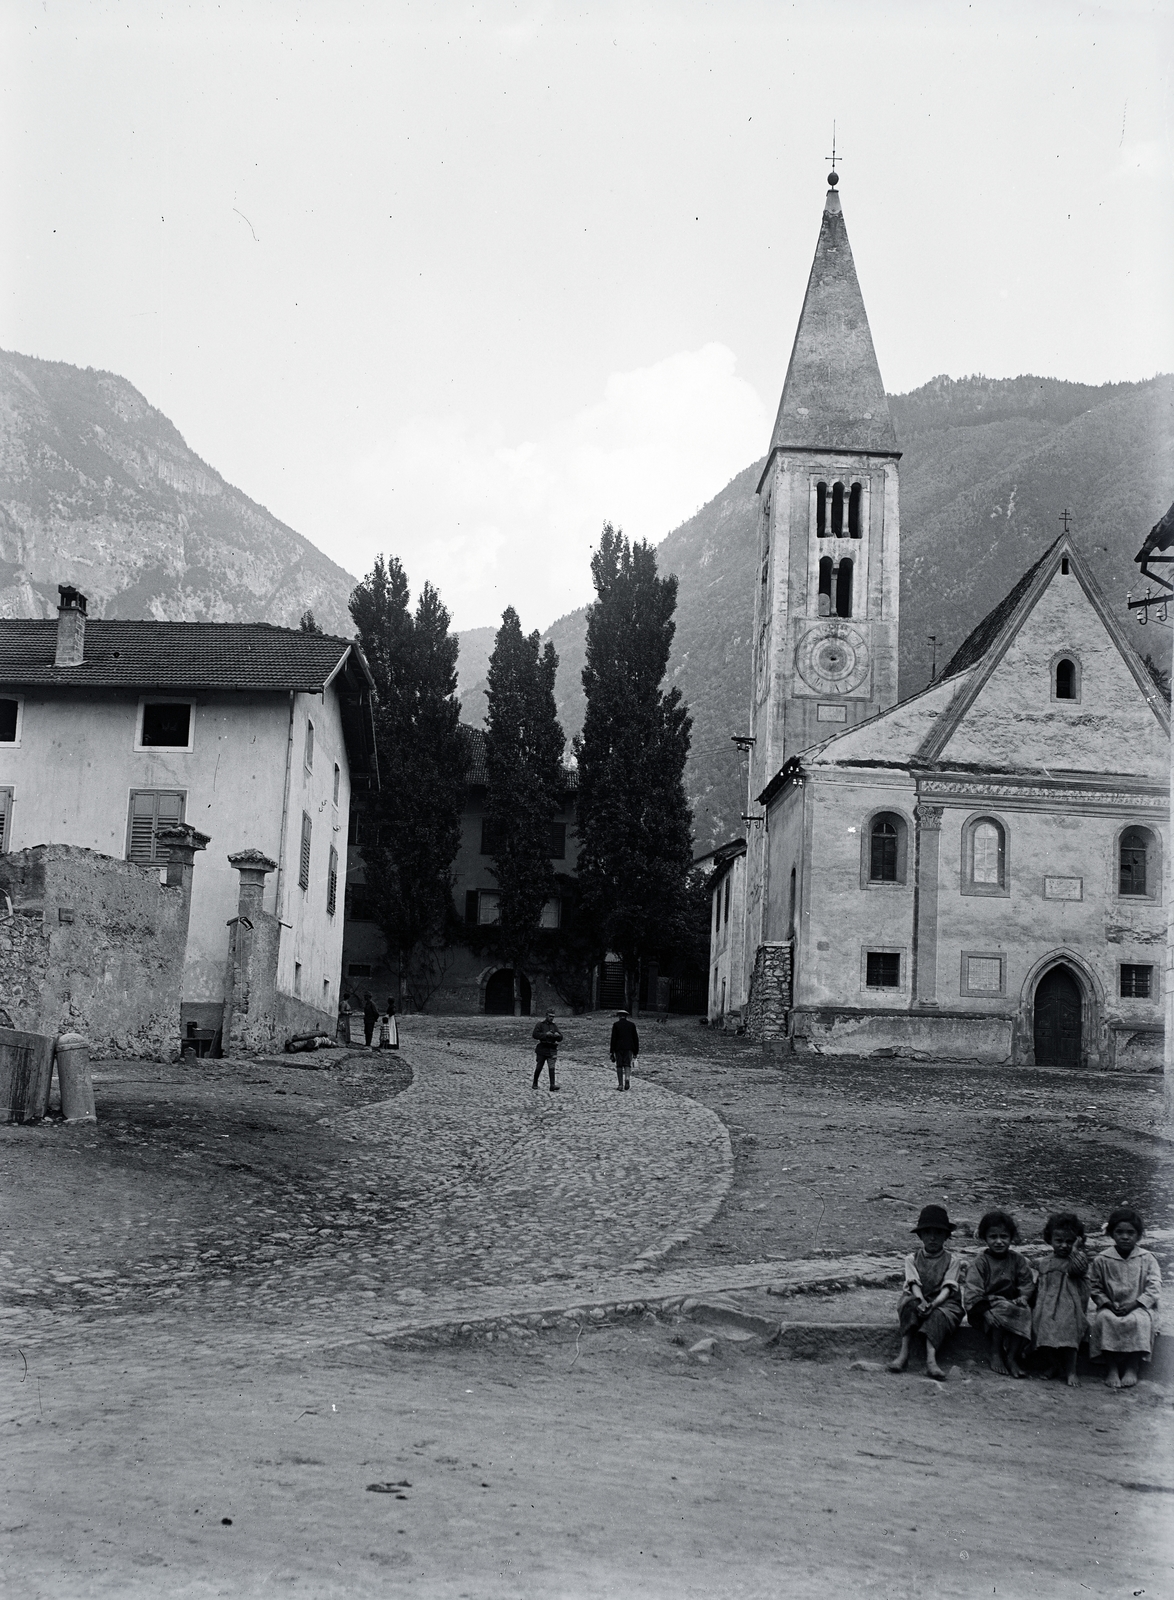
[3,0,1172,634]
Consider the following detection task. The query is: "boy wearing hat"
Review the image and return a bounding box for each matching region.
[889,1205,966,1380]
[609,1009,639,1091]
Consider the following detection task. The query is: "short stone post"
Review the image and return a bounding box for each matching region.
[55,1032,96,1122]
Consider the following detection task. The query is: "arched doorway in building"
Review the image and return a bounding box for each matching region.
[1033,965,1083,1067]
[484,968,531,1016]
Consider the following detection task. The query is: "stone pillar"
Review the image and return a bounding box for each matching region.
[156,824,210,1058]
[911,804,943,1007]
[223,851,280,1057]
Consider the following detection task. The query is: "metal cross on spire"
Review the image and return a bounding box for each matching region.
[826,125,840,186]
[1059,508,1073,534]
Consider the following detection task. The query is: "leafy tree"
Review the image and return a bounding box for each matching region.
[574,524,694,1012]
[484,608,566,1014]
[348,555,467,1010]
[298,608,322,633]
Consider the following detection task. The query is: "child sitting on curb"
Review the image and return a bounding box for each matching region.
[889,1205,966,1381]
[963,1209,1035,1379]
[1088,1206,1162,1389]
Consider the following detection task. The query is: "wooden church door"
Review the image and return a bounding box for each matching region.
[1033,966,1083,1067]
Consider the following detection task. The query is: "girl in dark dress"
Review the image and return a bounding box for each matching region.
[963,1209,1035,1378]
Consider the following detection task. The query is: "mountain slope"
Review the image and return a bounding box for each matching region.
[0,350,357,631]
[461,373,1174,855]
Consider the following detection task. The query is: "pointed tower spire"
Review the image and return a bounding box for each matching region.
[766,175,897,458]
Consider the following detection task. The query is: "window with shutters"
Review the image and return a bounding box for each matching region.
[126,790,186,864]
[0,698,22,745]
[548,820,567,859]
[327,846,339,916]
[137,699,194,751]
[0,787,12,852]
[299,812,312,890]
[477,890,501,926]
[304,719,315,773]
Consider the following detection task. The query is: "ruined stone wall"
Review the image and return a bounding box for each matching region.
[0,845,191,1058]
[745,941,793,1044]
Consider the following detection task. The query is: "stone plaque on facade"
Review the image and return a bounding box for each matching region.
[966,956,1003,992]
[816,703,848,723]
[1044,876,1083,900]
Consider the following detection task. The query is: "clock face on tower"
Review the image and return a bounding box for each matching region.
[793,621,871,697]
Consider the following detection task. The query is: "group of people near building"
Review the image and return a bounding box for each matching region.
[529,1008,640,1093]
[892,1203,1161,1388]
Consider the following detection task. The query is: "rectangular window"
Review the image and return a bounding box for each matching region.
[723,876,731,925]
[348,808,363,847]
[477,890,500,926]
[327,846,339,917]
[866,951,901,989]
[539,897,561,930]
[549,821,567,859]
[0,787,12,851]
[139,701,193,749]
[299,812,312,890]
[333,763,341,806]
[294,961,302,996]
[465,889,479,926]
[0,698,21,744]
[1120,964,1154,999]
[713,892,720,933]
[126,790,186,864]
[304,719,315,773]
[870,831,898,882]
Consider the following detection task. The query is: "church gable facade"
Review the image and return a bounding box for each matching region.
[754,539,1169,1068]
[721,170,1170,1070]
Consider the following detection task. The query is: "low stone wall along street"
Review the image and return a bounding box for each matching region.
[0,844,199,1060]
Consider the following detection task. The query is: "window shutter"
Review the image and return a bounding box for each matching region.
[299,812,312,889]
[0,788,10,852]
[327,846,338,916]
[304,721,314,771]
[127,790,185,864]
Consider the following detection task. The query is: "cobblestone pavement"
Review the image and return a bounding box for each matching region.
[0,1021,732,1354]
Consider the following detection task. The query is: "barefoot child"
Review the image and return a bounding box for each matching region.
[1088,1206,1162,1389]
[1031,1212,1089,1386]
[889,1206,965,1380]
[963,1210,1035,1378]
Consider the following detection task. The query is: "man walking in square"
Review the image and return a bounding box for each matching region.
[609,1008,639,1091]
[531,1009,563,1091]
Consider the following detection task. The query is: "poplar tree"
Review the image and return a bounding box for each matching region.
[484,607,565,1015]
[575,524,694,1013]
[349,555,467,1009]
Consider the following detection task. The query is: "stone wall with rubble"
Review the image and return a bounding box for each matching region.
[745,942,793,1044]
[0,845,193,1058]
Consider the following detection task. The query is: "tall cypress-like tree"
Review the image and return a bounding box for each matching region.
[575,524,694,1012]
[484,607,565,1014]
[349,555,467,1009]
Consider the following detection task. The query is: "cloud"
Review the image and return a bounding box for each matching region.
[346,342,768,632]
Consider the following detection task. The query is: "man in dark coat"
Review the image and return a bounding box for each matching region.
[531,1010,563,1091]
[362,992,379,1047]
[609,1009,639,1091]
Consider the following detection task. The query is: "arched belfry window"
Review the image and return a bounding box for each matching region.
[848,482,863,538]
[816,482,828,537]
[818,556,833,616]
[831,482,845,537]
[835,558,853,618]
[1054,657,1078,700]
[1119,828,1158,899]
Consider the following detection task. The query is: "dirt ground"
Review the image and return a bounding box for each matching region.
[3,1017,1173,1598]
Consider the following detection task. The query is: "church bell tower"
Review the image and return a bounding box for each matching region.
[743,168,901,964]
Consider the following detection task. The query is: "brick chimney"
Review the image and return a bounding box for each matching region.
[55,585,87,667]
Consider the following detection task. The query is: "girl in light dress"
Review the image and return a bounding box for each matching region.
[962,1209,1035,1378]
[1031,1211,1089,1387]
[1087,1206,1162,1390]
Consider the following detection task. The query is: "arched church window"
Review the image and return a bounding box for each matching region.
[835,558,853,618]
[831,482,845,537]
[1119,828,1156,898]
[818,557,833,617]
[971,820,1004,887]
[816,482,828,537]
[870,818,900,882]
[848,482,863,538]
[1055,657,1077,700]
